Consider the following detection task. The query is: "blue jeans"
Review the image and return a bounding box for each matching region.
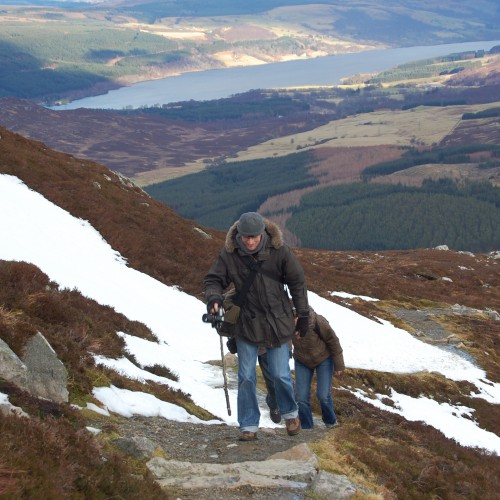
[294,357,337,429]
[258,352,278,411]
[237,337,298,433]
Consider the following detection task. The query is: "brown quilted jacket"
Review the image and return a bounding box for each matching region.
[292,308,345,371]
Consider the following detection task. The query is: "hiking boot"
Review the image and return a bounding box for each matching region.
[285,417,301,436]
[269,408,281,424]
[238,431,258,442]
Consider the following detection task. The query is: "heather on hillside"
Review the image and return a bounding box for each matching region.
[0,259,188,499]
[0,409,167,499]
[0,260,200,414]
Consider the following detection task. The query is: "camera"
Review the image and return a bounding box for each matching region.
[202,312,225,326]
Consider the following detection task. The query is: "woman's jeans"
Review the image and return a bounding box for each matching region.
[237,337,298,433]
[294,357,337,429]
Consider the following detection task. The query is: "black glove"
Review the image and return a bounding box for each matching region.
[296,315,309,338]
[226,337,238,354]
[207,295,223,314]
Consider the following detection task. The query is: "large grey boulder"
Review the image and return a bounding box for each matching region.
[22,332,69,403]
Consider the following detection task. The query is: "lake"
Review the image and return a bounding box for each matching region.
[54,40,500,110]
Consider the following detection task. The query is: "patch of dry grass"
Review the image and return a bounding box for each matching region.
[432,314,500,383]
[0,410,167,499]
[143,363,179,381]
[311,389,500,499]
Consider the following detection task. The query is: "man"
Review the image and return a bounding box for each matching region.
[204,212,309,441]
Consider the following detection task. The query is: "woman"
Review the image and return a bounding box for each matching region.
[292,306,345,429]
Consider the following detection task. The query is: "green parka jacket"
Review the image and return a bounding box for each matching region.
[204,218,308,348]
[292,308,345,371]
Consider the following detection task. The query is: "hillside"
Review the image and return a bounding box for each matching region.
[0,94,324,181]
[1,125,499,308]
[0,126,224,298]
[1,128,500,497]
[1,124,498,309]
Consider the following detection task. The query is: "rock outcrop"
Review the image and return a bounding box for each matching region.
[0,332,68,404]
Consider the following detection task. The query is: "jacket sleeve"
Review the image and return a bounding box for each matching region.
[317,314,345,371]
[281,245,309,314]
[203,251,231,301]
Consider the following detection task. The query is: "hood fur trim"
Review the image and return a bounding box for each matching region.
[225,217,283,253]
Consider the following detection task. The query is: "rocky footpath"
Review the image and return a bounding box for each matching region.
[111,415,365,499]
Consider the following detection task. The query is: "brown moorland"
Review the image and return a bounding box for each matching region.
[1,54,499,193]
[0,96,330,183]
[2,125,499,309]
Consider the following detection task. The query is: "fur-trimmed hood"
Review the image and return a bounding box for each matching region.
[224,217,284,253]
[204,215,308,348]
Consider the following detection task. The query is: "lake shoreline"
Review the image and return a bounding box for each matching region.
[53,40,500,111]
[53,46,381,106]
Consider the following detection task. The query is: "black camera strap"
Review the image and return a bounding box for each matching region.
[234,257,262,308]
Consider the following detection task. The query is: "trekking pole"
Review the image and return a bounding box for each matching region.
[219,333,232,416]
[202,308,231,416]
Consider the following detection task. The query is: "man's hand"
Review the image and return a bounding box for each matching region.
[207,295,223,314]
[295,314,309,337]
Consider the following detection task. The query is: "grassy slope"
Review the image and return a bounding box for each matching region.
[224,102,500,162]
